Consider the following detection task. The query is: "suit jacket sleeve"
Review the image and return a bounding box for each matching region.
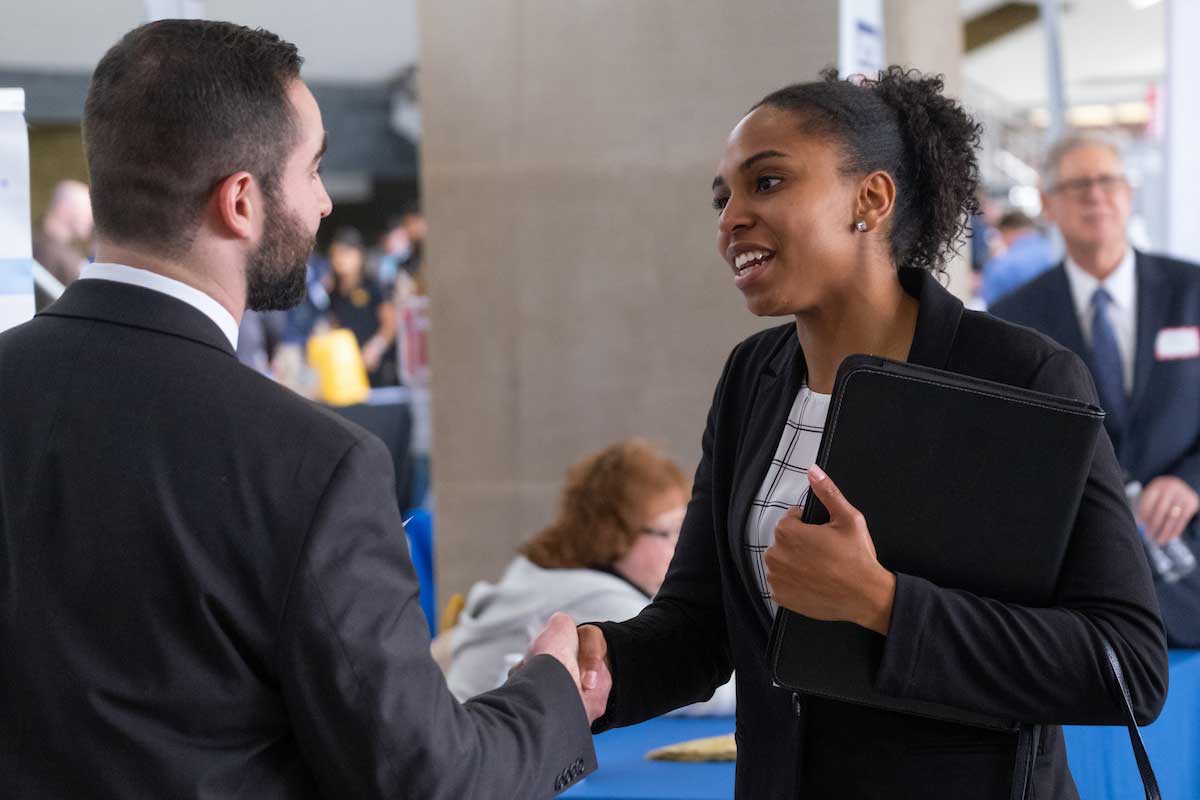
[591,350,736,731]
[1165,428,1200,495]
[875,349,1170,725]
[277,435,596,798]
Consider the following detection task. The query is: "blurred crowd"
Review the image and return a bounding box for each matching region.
[31,181,431,400]
[251,211,430,396]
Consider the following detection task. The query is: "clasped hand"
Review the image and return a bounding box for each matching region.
[765,464,896,635]
[519,612,611,723]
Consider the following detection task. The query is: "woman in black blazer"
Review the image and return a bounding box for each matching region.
[579,67,1168,799]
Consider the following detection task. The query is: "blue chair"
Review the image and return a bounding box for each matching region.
[403,507,437,634]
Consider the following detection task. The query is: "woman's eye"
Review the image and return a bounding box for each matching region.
[755,176,782,192]
[712,195,729,211]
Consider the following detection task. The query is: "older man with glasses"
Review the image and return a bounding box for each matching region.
[992,132,1200,648]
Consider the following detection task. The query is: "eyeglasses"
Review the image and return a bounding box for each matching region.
[1050,173,1128,199]
[638,526,677,540]
[639,505,687,541]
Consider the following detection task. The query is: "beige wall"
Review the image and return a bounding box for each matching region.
[420,1,965,608]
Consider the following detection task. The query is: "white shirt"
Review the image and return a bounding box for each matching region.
[1063,248,1137,394]
[79,262,240,350]
[745,383,831,617]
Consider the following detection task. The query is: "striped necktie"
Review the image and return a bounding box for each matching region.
[1090,287,1127,433]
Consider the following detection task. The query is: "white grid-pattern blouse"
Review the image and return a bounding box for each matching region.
[745,382,831,616]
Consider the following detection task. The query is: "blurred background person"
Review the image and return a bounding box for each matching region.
[322,225,398,386]
[979,208,1055,307]
[966,188,999,301]
[991,132,1200,648]
[445,438,735,715]
[372,207,427,293]
[32,179,93,288]
[236,309,288,376]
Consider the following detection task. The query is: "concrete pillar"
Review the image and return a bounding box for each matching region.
[419,1,840,607]
[885,0,971,301]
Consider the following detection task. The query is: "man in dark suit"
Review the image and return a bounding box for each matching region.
[991,133,1200,648]
[0,20,598,798]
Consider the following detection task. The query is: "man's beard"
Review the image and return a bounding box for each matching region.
[245,190,315,311]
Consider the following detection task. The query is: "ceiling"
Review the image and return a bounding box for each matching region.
[0,0,419,82]
[0,0,1167,110]
[963,0,1166,109]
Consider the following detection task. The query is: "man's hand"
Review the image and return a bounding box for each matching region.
[577,624,612,724]
[522,614,609,724]
[524,612,582,688]
[1138,475,1200,545]
[765,464,896,635]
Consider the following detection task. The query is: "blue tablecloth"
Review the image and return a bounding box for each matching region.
[566,651,1200,800]
[1065,649,1200,800]
[563,717,735,799]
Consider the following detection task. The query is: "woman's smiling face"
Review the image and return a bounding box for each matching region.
[712,105,865,317]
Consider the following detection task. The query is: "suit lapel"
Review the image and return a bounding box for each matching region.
[726,271,960,632]
[728,331,805,632]
[1129,252,1167,419]
[903,268,964,369]
[1040,266,1090,362]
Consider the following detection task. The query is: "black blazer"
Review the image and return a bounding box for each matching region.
[992,252,1200,647]
[593,268,1168,800]
[0,278,595,799]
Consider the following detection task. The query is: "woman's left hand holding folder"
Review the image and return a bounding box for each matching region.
[765,464,897,635]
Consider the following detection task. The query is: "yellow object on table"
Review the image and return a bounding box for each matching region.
[307,328,370,406]
[645,733,736,762]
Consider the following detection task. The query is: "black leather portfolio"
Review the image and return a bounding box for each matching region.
[766,354,1106,731]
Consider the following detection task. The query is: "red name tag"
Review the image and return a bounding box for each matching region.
[1155,326,1200,361]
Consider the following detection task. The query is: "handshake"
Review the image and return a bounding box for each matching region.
[517,613,612,724]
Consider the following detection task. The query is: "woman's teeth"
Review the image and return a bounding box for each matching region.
[735,250,771,274]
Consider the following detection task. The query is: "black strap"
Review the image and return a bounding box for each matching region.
[1103,639,1161,800]
[1009,723,1041,800]
[1009,640,1160,800]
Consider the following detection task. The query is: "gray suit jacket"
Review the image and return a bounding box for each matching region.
[0,277,595,798]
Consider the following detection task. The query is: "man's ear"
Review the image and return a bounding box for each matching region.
[1039,190,1056,225]
[212,171,257,240]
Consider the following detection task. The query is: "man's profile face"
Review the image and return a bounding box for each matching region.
[246,80,333,311]
[1042,143,1132,260]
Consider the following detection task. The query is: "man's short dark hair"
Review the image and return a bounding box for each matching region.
[997,210,1036,231]
[84,20,303,257]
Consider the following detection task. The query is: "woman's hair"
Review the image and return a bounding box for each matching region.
[520,439,688,570]
[753,66,981,274]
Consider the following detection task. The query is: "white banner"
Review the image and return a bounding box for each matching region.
[838,0,885,80]
[0,88,34,333]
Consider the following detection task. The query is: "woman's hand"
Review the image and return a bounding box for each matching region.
[577,624,613,724]
[765,464,896,635]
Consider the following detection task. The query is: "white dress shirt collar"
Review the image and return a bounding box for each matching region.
[1062,247,1137,394]
[1062,247,1136,322]
[78,262,240,350]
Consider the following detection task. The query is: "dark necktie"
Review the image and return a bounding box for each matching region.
[1090,287,1127,433]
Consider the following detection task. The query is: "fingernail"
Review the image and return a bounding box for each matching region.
[583,670,598,690]
[810,464,826,482]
